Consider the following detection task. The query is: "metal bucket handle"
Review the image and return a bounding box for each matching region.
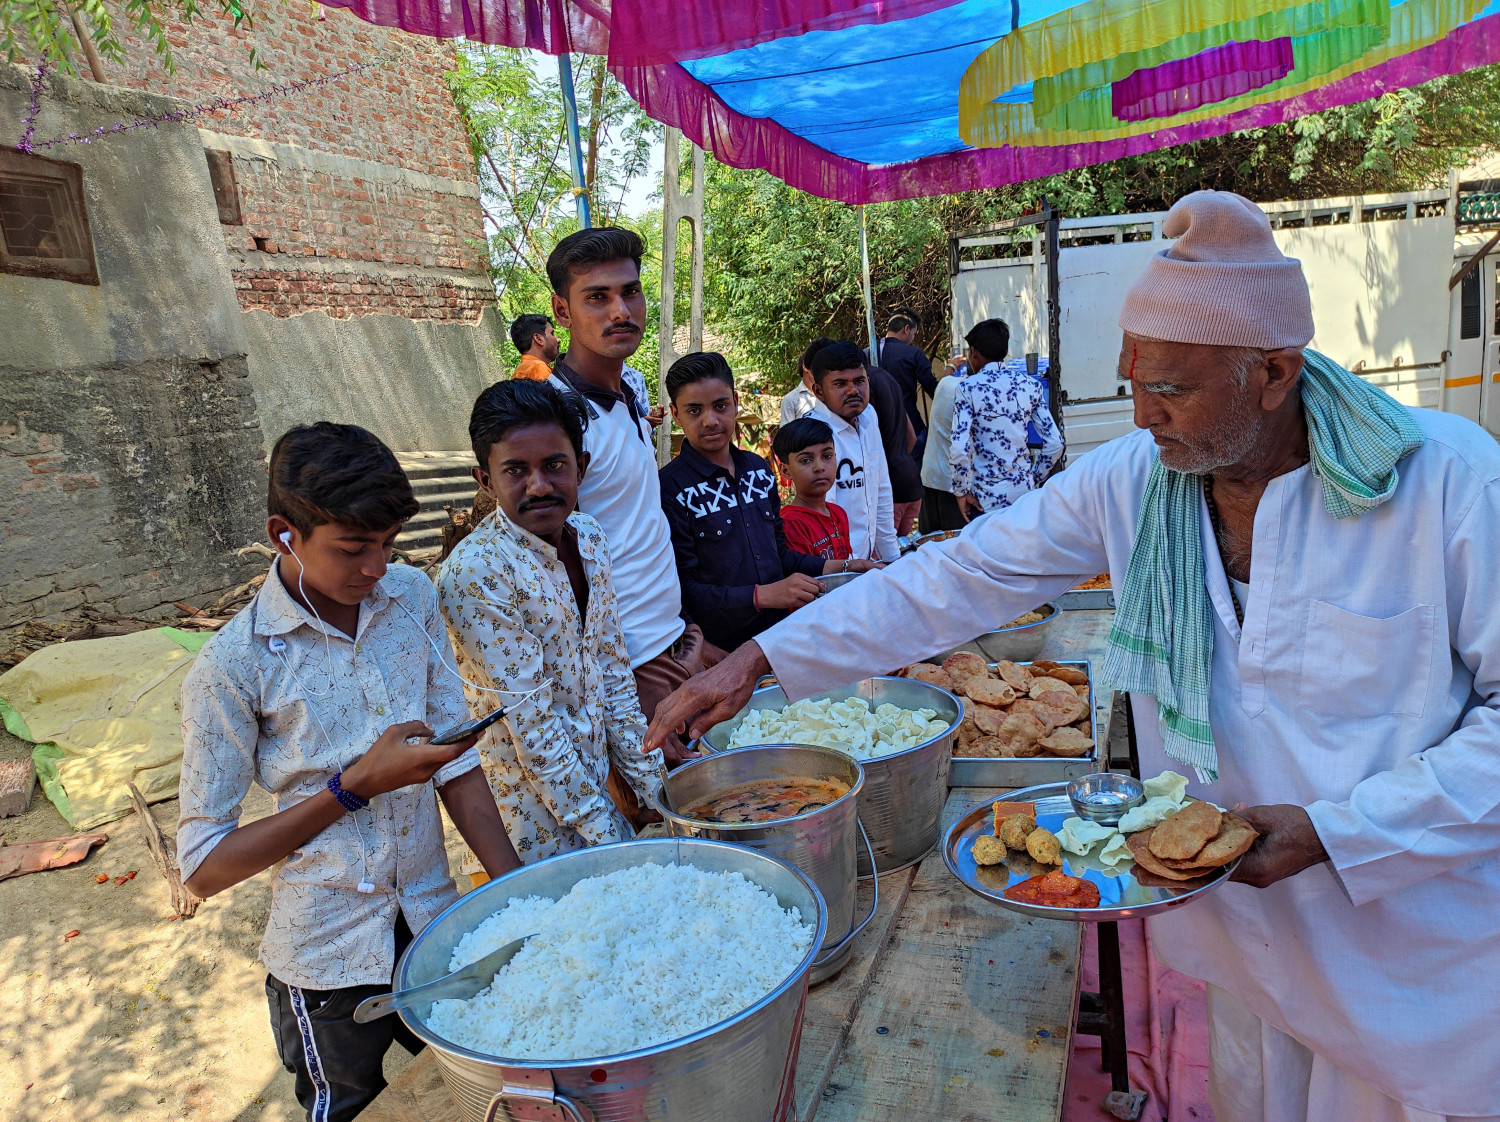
[483,1069,591,1122]
[811,818,878,971]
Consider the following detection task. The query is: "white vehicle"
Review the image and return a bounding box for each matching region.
[949,185,1500,458]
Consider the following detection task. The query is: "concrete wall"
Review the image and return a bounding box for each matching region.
[0,66,266,635]
[241,303,506,451]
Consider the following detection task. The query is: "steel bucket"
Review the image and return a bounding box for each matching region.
[395,838,827,1122]
[652,745,878,984]
[696,677,963,876]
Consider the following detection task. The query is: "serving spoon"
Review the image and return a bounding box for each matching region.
[353,934,535,1023]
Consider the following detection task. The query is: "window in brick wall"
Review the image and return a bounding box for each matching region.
[0,149,98,285]
[205,148,242,225]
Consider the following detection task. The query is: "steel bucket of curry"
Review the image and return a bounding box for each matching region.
[653,745,876,984]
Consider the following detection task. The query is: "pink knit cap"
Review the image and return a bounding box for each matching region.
[1118,191,1314,348]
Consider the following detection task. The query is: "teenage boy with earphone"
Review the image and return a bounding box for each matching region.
[177,423,521,1122]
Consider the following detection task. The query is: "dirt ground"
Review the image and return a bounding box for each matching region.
[0,726,424,1122]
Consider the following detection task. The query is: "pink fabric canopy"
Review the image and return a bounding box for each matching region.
[319,0,1500,202]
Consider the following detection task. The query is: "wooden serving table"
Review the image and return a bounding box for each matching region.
[363,611,1119,1122]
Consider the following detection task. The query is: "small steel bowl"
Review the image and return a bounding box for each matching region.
[1067,773,1145,825]
[814,572,863,595]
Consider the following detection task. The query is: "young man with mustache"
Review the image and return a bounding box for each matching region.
[437,379,665,869]
[807,340,902,563]
[543,227,716,763]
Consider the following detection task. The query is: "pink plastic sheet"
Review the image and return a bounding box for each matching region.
[1113,38,1296,122]
[1064,918,1216,1122]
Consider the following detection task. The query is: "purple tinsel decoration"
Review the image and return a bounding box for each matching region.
[16,60,51,154]
[23,57,378,152]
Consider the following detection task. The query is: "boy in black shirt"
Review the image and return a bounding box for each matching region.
[658,353,875,651]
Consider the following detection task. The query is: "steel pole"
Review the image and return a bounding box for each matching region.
[558,54,592,228]
[858,205,878,357]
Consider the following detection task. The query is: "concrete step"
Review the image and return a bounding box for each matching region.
[410,486,479,510]
[398,451,473,481]
[396,451,479,553]
[411,473,475,497]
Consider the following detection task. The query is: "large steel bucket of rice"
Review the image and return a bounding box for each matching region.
[652,745,877,985]
[397,838,827,1122]
[697,677,963,876]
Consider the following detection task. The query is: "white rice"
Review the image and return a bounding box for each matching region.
[426,862,815,1060]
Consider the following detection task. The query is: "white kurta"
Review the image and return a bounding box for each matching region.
[756,412,1500,1117]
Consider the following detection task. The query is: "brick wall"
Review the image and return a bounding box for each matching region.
[234,267,495,319]
[106,4,492,320]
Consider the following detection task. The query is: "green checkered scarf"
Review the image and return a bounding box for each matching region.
[1099,349,1424,782]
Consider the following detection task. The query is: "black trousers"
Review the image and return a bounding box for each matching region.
[266,915,423,1122]
[918,486,967,533]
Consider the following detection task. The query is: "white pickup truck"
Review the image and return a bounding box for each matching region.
[948,185,1500,457]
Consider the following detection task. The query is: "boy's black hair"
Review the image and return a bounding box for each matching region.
[772,417,835,464]
[665,351,735,402]
[964,318,1011,366]
[885,312,918,334]
[798,334,836,375]
[268,423,419,537]
[545,226,645,297]
[509,313,551,355]
[469,378,590,468]
[810,340,867,385]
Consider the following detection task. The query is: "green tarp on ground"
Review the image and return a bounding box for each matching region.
[0,627,209,830]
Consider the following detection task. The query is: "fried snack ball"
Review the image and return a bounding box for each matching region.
[1025,827,1064,865]
[963,677,1018,707]
[973,834,1008,865]
[999,813,1036,850]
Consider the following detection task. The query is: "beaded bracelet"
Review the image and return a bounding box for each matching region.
[327,772,368,812]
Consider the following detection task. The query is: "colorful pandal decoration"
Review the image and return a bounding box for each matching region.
[960,0,1493,148]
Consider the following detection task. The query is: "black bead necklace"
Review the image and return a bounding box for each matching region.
[1202,474,1245,626]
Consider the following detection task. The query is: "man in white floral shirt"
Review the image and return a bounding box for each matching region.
[438,379,666,873]
[950,318,1064,520]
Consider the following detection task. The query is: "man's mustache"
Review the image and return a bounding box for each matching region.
[519,495,565,512]
[606,322,642,334]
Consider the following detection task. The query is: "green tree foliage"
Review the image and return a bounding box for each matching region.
[705,63,1500,391]
[447,45,663,372]
[3,0,256,74]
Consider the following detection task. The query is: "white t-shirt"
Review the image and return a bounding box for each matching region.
[551,369,683,667]
[808,399,900,563]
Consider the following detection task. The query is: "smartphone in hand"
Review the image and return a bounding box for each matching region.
[429,706,508,745]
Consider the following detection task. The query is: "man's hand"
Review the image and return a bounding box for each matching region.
[758,573,821,611]
[1228,803,1329,889]
[956,493,982,522]
[646,404,666,429]
[645,643,770,752]
[341,720,473,801]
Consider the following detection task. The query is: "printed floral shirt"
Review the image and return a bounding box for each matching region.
[436,509,665,868]
[949,360,1064,513]
[177,561,480,990]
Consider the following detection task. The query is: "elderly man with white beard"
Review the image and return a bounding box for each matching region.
[646,192,1500,1122]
